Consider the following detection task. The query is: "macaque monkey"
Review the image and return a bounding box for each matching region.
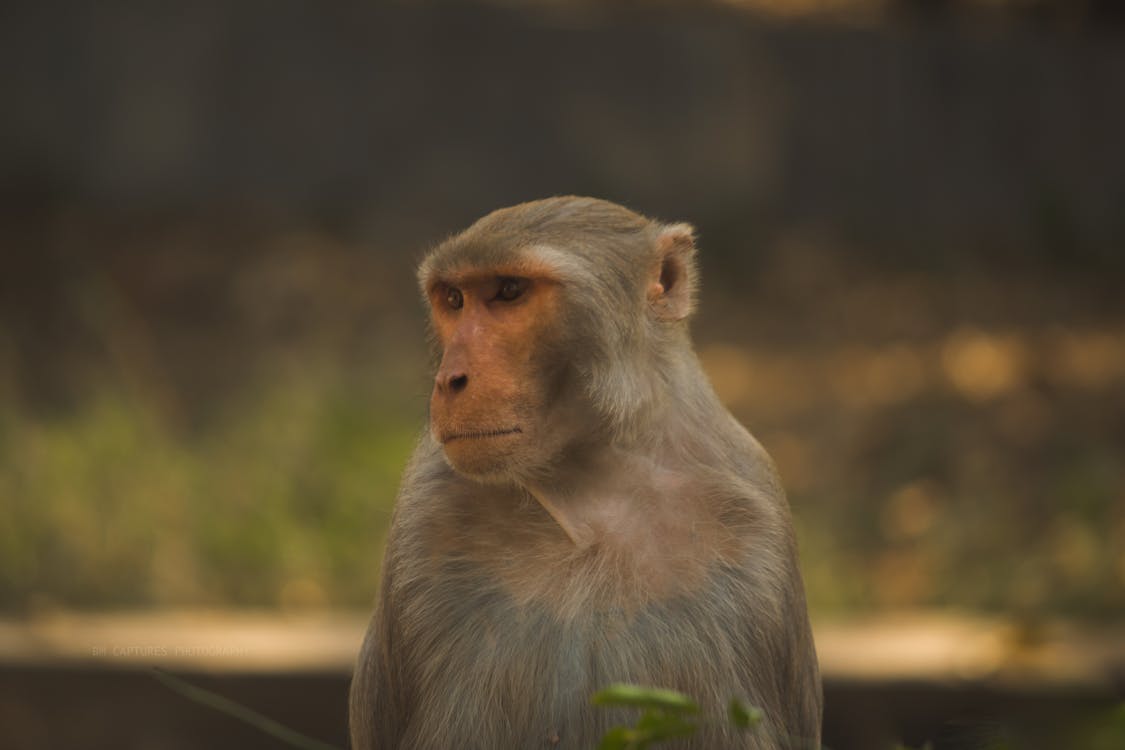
[350,197,822,749]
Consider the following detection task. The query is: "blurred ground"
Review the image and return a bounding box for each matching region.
[0,610,1122,749]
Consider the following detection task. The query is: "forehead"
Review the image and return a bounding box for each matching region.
[417,197,655,291]
[419,240,582,290]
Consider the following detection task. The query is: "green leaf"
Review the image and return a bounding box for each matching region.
[728,699,764,729]
[591,684,700,714]
[596,727,634,750]
[596,713,698,750]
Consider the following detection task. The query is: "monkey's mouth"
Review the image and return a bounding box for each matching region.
[441,427,523,444]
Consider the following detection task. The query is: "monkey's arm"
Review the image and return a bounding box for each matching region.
[727,456,824,749]
[782,582,823,749]
[761,543,823,750]
[349,569,407,750]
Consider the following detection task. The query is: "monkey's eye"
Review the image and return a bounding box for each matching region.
[495,277,527,302]
[445,287,464,310]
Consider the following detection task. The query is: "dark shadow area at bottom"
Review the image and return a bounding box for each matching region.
[0,665,1117,750]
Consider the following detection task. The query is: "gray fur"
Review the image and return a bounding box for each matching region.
[352,197,822,749]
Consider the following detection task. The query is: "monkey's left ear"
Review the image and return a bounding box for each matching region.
[648,223,698,321]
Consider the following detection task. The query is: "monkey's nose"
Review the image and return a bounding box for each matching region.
[436,372,468,395]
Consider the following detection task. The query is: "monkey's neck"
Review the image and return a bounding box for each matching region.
[524,447,686,549]
[526,490,592,547]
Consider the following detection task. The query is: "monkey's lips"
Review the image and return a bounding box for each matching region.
[439,426,523,444]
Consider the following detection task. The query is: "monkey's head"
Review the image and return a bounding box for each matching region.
[418,196,698,483]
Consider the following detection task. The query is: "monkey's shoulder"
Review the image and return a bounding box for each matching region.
[388,469,792,619]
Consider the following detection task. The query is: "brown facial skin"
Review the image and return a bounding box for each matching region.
[350,197,822,750]
[426,269,565,480]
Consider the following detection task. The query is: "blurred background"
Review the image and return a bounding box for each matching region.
[0,0,1122,748]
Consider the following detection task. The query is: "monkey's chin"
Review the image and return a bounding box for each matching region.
[439,432,524,482]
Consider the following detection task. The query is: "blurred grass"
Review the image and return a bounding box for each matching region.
[0,373,418,610]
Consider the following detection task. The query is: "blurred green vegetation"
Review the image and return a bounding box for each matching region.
[0,209,1122,619]
[0,372,418,610]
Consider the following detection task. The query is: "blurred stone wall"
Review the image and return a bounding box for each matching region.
[1,0,1123,261]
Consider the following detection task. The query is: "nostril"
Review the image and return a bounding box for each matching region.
[448,374,468,394]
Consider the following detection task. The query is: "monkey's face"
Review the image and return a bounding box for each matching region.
[426,270,573,481]
[419,198,699,482]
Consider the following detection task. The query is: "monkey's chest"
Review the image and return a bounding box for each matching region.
[475,517,732,619]
[396,563,746,749]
